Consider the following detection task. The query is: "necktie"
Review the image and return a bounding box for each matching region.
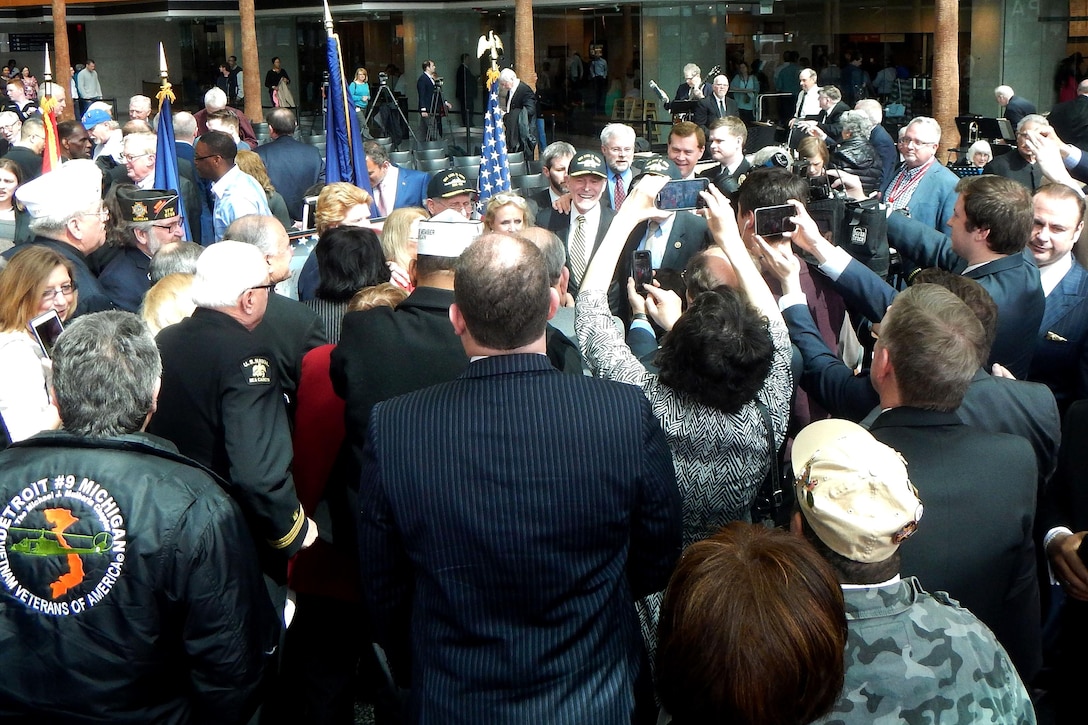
[718,99,725,117]
[613,174,626,209]
[570,215,588,285]
[376,184,387,217]
[646,221,662,266]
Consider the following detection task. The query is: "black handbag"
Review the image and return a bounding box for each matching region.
[750,400,794,529]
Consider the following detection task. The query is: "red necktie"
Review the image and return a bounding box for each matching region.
[613,174,626,209]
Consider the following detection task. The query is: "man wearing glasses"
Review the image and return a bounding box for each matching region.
[108,132,203,243]
[880,115,959,235]
[1,115,44,181]
[99,187,185,312]
[424,170,477,219]
[693,75,739,136]
[193,130,269,241]
[5,159,114,317]
[982,114,1048,192]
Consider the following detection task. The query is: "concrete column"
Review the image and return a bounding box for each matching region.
[970,0,1067,115]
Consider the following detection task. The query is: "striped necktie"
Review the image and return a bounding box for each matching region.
[613,174,626,209]
[570,214,588,285]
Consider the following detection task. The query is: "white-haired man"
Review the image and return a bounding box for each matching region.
[499,67,537,155]
[995,85,1036,129]
[148,240,317,574]
[600,123,636,210]
[128,94,153,122]
[193,87,258,149]
[109,131,203,243]
[880,116,959,234]
[6,159,113,315]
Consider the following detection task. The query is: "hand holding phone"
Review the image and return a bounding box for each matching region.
[632,250,653,294]
[753,204,797,240]
[655,178,710,211]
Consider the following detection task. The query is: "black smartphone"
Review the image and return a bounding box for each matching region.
[632,250,653,294]
[29,309,64,358]
[654,178,709,211]
[753,204,797,239]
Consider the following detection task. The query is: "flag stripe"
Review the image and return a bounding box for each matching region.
[478,77,511,204]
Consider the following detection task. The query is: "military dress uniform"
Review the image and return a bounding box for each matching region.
[148,307,308,566]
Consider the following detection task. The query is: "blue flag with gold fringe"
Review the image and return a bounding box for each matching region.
[154,92,194,241]
[325,30,371,192]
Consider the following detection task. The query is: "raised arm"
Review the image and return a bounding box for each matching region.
[701,184,784,328]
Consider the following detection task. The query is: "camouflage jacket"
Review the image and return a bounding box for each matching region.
[816,576,1036,725]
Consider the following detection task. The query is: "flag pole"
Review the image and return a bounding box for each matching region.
[153,42,194,242]
[39,44,61,172]
[322,0,371,190]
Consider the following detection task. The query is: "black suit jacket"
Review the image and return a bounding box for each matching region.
[358,353,681,723]
[815,100,851,139]
[983,151,1044,192]
[783,302,1060,485]
[1030,260,1088,411]
[535,204,616,299]
[624,212,712,274]
[1046,95,1088,152]
[256,136,325,221]
[254,292,327,406]
[692,95,739,131]
[1004,95,1037,129]
[698,159,751,194]
[330,286,469,467]
[869,406,1042,682]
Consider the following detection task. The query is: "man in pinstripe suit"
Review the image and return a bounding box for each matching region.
[358,233,682,724]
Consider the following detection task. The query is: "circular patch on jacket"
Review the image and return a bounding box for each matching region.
[0,474,128,617]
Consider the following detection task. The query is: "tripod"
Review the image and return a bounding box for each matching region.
[423,81,446,143]
[366,82,418,148]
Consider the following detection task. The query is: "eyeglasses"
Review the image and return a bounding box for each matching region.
[151,218,185,232]
[249,283,276,293]
[712,83,729,88]
[193,153,221,162]
[41,283,76,302]
[900,137,938,147]
[443,199,476,213]
[82,207,110,222]
[120,152,151,163]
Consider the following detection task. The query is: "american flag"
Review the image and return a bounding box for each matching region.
[478,72,510,203]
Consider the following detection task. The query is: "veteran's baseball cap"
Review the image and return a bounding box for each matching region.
[791,419,923,564]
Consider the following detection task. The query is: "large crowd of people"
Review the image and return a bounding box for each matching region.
[3,51,1088,725]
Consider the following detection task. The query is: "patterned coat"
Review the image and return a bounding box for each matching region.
[816,578,1036,724]
[576,290,793,653]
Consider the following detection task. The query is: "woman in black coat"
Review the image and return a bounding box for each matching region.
[831,110,883,195]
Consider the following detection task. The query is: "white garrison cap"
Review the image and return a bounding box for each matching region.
[15,159,103,219]
[416,209,483,257]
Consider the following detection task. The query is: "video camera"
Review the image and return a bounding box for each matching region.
[378,72,389,86]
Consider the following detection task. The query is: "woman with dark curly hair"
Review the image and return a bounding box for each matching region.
[576,172,792,656]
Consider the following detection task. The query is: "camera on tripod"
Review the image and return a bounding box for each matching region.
[434,76,444,88]
[378,72,389,86]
